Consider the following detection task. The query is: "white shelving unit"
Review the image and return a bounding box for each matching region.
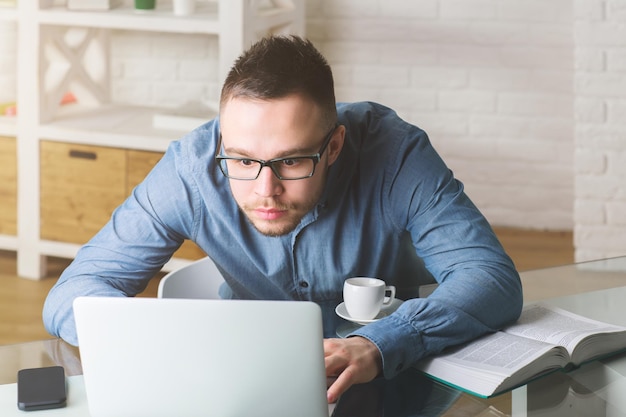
[0,6,16,137]
[3,0,305,279]
[0,6,17,251]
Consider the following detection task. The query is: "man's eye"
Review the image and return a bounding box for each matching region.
[281,159,299,167]
[240,159,256,167]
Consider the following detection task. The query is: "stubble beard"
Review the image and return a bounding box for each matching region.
[239,196,320,237]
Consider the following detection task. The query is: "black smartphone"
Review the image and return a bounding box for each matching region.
[17,366,67,411]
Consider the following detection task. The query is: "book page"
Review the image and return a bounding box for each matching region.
[441,332,554,371]
[503,304,626,355]
[417,331,567,396]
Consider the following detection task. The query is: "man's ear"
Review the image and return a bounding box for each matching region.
[327,125,345,166]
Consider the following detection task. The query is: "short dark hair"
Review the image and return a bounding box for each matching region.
[220,35,337,127]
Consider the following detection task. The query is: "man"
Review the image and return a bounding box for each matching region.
[43,36,522,403]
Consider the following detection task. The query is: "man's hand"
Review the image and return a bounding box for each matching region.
[324,336,382,403]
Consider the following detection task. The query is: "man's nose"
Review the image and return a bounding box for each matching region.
[254,166,283,197]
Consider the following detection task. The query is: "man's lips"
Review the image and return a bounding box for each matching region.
[254,207,288,220]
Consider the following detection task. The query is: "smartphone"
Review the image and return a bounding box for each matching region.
[17,366,67,411]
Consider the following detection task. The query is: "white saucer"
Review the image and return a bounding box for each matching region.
[335,299,404,325]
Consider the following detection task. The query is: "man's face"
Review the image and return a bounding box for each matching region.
[219,94,344,236]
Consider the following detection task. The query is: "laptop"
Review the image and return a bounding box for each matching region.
[73,297,329,417]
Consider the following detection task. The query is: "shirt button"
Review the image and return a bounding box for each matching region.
[299,281,309,288]
[395,363,403,372]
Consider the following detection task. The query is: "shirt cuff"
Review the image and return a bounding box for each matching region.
[348,313,425,379]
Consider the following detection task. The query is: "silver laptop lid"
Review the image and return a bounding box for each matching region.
[73,297,328,417]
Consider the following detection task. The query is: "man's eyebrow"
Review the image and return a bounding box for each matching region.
[223,145,317,159]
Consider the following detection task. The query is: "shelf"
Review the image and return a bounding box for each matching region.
[38,104,214,152]
[0,7,16,21]
[39,240,80,260]
[0,235,17,251]
[37,2,220,34]
[0,116,16,136]
[39,239,189,273]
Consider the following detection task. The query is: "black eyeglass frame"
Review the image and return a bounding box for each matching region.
[215,123,339,181]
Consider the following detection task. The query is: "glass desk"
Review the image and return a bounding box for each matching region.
[1,257,626,416]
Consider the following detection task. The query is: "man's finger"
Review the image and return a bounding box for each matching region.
[326,366,356,403]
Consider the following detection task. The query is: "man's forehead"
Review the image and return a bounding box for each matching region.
[220,98,324,149]
[218,126,322,160]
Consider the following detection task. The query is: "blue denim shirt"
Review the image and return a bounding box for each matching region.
[43,101,522,379]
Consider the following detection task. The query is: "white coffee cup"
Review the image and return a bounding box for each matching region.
[343,277,396,320]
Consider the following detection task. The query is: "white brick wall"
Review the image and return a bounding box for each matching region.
[110,31,219,108]
[574,0,626,261]
[307,0,574,230]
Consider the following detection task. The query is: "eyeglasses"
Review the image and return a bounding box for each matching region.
[215,124,338,180]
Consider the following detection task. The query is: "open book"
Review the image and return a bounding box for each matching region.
[415,304,626,398]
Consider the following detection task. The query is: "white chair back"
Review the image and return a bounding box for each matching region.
[157,257,225,299]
